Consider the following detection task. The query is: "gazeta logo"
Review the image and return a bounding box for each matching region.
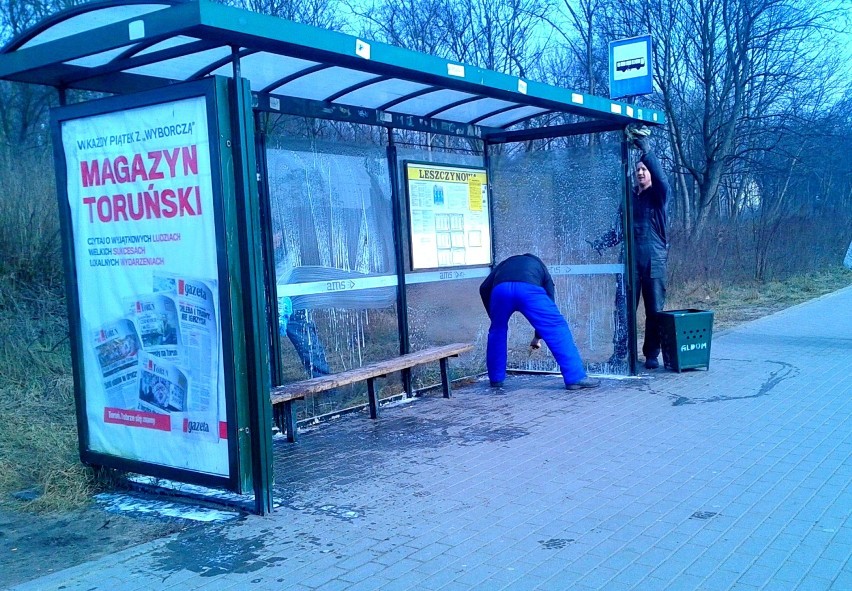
[183,418,210,434]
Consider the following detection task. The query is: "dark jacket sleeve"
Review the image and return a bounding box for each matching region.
[640,151,670,207]
[479,271,495,317]
[541,264,556,302]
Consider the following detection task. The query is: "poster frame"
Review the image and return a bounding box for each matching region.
[50,77,243,491]
[402,160,493,272]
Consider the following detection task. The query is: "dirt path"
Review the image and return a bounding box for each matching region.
[0,504,198,588]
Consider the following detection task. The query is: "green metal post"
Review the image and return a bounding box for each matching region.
[386,129,412,395]
[230,48,274,514]
[483,141,497,264]
[621,137,639,375]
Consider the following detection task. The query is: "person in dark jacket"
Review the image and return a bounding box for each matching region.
[589,125,670,369]
[479,254,600,390]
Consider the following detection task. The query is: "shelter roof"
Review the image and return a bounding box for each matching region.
[0,0,664,138]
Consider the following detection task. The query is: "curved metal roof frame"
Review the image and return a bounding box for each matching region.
[0,0,664,140]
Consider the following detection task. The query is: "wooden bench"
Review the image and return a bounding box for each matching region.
[270,342,473,442]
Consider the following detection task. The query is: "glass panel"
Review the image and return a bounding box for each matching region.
[134,36,202,56]
[65,44,138,68]
[489,142,628,376]
[335,79,431,109]
[435,98,519,123]
[387,89,474,117]
[261,131,627,425]
[477,106,548,128]
[21,4,171,49]
[265,136,399,418]
[396,145,488,386]
[271,67,380,100]
[210,53,319,91]
[124,47,232,80]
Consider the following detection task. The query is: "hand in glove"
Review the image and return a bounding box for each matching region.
[625,124,651,153]
[633,136,651,154]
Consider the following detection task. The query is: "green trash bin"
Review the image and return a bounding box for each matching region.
[658,309,713,372]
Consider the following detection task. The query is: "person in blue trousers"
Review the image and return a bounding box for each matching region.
[479,253,600,390]
[277,295,332,377]
[273,225,333,379]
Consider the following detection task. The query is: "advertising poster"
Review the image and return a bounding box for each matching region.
[405,162,492,269]
[60,96,229,477]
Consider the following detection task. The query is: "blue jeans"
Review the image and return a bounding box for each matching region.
[486,282,587,386]
[282,309,331,377]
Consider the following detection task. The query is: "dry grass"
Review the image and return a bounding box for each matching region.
[0,280,103,512]
[668,266,852,331]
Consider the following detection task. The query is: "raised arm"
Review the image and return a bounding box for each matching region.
[640,151,670,206]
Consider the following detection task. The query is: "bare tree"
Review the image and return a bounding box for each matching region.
[539,0,607,95]
[0,0,92,148]
[218,0,344,29]
[346,0,551,77]
[1,0,89,41]
[601,0,845,238]
[340,0,455,55]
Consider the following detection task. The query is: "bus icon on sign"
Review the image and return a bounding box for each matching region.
[609,35,653,98]
[616,57,645,72]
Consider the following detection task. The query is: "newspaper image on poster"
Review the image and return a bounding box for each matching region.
[60,94,229,476]
[92,319,142,410]
[138,353,189,414]
[125,294,181,362]
[154,273,219,428]
[95,282,219,443]
[405,162,492,270]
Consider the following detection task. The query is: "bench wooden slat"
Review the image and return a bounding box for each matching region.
[270,342,473,404]
[270,342,473,442]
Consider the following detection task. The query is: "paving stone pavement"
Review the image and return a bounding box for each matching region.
[12,286,852,591]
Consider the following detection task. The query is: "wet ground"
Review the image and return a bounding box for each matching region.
[5,285,852,590]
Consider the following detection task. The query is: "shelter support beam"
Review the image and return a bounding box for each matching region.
[621,137,639,375]
[386,129,412,396]
[253,93,491,140]
[229,52,274,514]
[485,120,627,143]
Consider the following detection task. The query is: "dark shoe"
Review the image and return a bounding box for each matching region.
[490,381,504,388]
[644,357,659,369]
[566,378,600,391]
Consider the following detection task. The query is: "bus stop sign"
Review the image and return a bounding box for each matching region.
[609,35,653,100]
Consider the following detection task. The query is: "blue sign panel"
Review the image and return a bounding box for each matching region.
[609,35,653,99]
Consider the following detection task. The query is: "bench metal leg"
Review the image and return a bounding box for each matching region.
[284,401,298,443]
[273,403,285,434]
[440,357,452,398]
[367,378,379,419]
[402,367,413,397]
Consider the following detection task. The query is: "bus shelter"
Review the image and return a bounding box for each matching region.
[0,0,664,514]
